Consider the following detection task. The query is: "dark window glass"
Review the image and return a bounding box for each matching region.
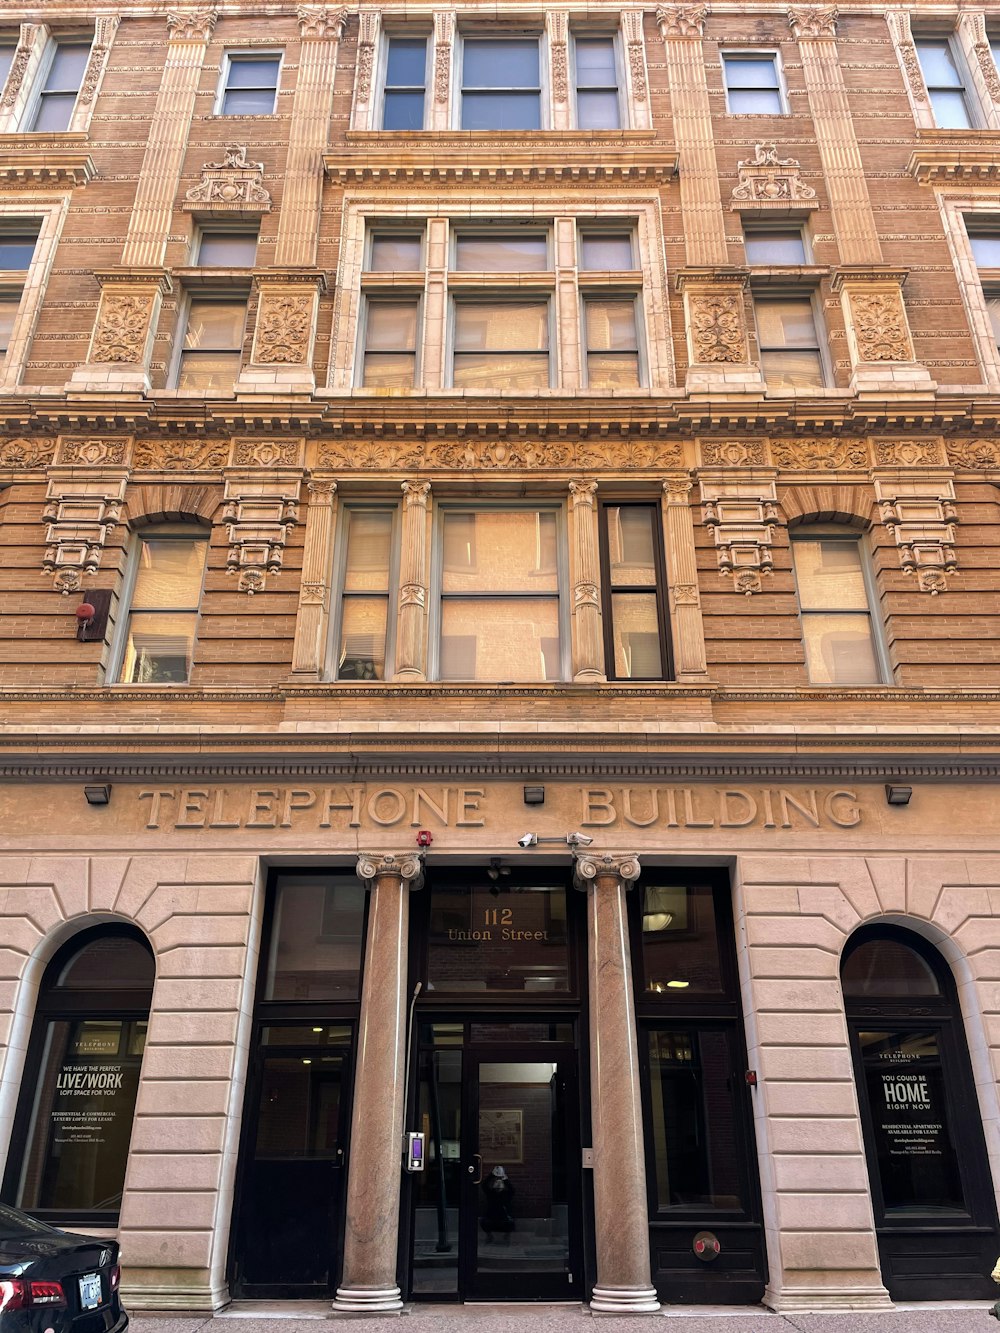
[221,55,280,115]
[383,37,427,130]
[264,875,366,1001]
[425,883,569,993]
[640,883,723,994]
[0,233,38,269]
[461,39,541,130]
[57,934,155,989]
[842,938,942,998]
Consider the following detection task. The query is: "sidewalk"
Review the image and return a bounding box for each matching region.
[129,1302,997,1333]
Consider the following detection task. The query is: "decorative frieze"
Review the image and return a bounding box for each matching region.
[183,146,271,217]
[222,470,302,595]
[133,440,229,471]
[41,469,129,594]
[56,437,132,467]
[731,143,817,212]
[771,439,869,470]
[700,439,768,467]
[873,470,958,595]
[872,438,945,467]
[946,439,1000,471]
[699,472,781,595]
[0,437,55,469]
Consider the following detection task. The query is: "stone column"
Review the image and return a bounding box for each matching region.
[574,852,659,1315]
[393,481,430,682]
[568,480,605,683]
[290,475,338,678]
[334,852,424,1315]
[661,475,708,680]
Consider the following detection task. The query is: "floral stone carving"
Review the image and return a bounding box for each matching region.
[656,4,709,38]
[184,145,271,215]
[849,290,912,363]
[731,142,817,208]
[0,437,55,469]
[688,292,747,364]
[254,293,313,364]
[90,294,153,364]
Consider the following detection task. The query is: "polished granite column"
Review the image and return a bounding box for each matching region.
[575,851,660,1315]
[333,851,424,1314]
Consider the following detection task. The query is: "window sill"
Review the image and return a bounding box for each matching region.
[748,265,828,288]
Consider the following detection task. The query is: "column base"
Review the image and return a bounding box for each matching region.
[763,1282,892,1312]
[589,1284,660,1315]
[333,1285,406,1315]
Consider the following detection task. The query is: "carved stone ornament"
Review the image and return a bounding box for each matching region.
[183,145,271,216]
[732,142,817,208]
[872,438,944,467]
[254,292,313,364]
[621,12,648,102]
[297,6,347,39]
[0,437,54,469]
[318,440,424,471]
[42,475,127,593]
[787,5,838,39]
[874,473,958,595]
[1,27,40,109]
[436,439,574,470]
[946,439,1000,471]
[656,4,709,38]
[849,290,913,363]
[57,438,131,467]
[899,42,928,102]
[356,851,425,889]
[700,476,781,596]
[315,437,680,473]
[689,292,747,364]
[77,20,119,107]
[700,439,768,467]
[356,39,376,100]
[771,439,869,470]
[133,440,229,470]
[223,477,300,594]
[231,439,302,467]
[166,8,219,41]
[573,851,641,888]
[90,294,152,365]
[551,44,569,102]
[434,13,453,104]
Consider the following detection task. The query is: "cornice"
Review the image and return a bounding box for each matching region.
[0,149,96,188]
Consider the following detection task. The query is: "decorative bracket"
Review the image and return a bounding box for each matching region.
[183,145,271,217]
[223,470,301,594]
[731,142,817,213]
[873,470,958,595]
[699,471,781,595]
[42,461,129,594]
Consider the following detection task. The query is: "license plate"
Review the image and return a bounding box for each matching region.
[78,1273,103,1309]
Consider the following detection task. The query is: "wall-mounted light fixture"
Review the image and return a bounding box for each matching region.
[884,784,912,807]
[84,784,112,806]
[523,785,545,806]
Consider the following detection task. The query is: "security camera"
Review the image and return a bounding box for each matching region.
[517,832,537,848]
[566,832,593,847]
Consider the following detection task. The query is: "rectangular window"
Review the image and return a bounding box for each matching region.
[915,39,974,129]
[265,874,366,1000]
[755,296,824,389]
[29,40,90,131]
[220,53,280,115]
[585,298,640,388]
[368,230,422,271]
[362,298,419,388]
[119,535,209,684]
[968,228,1000,352]
[791,535,882,685]
[196,230,258,266]
[452,299,550,389]
[722,53,784,114]
[437,507,562,681]
[580,231,635,270]
[574,35,620,129]
[334,507,396,680]
[177,297,247,391]
[744,228,807,265]
[382,36,428,129]
[461,38,541,130]
[454,231,548,271]
[0,225,37,358]
[599,503,668,679]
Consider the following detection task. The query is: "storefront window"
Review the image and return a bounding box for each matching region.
[639,882,724,994]
[424,882,570,993]
[7,929,153,1221]
[264,873,366,1001]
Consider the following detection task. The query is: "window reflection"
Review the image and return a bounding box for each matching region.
[640,883,723,994]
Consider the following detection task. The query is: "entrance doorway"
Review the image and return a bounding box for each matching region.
[842,924,1000,1300]
[409,1024,583,1301]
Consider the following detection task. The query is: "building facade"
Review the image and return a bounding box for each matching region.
[1,0,1000,1316]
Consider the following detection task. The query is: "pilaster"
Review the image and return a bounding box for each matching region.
[349,10,381,131]
[289,476,338,679]
[886,10,933,130]
[69,16,120,133]
[236,271,327,395]
[568,480,605,683]
[661,476,709,681]
[430,13,455,132]
[677,268,764,393]
[831,267,934,394]
[393,481,430,681]
[621,10,652,132]
[547,11,571,131]
[0,24,47,134]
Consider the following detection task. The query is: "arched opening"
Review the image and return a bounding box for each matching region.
[841,923,999,1300]
[1,924,154,1225]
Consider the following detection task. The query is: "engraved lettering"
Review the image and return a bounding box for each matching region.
[582,788,617,826]
[456,787,485,827]
[719,789,757,828]
[176,789,209,828]
[779,788,820,829]
[139,789,176,829]
[247,788,279,829]
[280,788,317,828]
[623,788,659,827]
[411,786,449,827]
[208,788,240,829]
[825,789,862,828]
[319,786,363,828]
[682,788,715,828]
[368,787,407,827]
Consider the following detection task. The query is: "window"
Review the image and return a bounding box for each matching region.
[754,296,824,389]
[219,53,280,115]
[435,506,564,680]
[722,53,784,114]
[361,299,419,387]
[967,226,1000,352]
[454,232,548,271]
[461,38,541,130]
[574,35,620,129]
[580,231,635,270]
[381,36,428,129]
[915,39,974,129]
[599,503,670,679]
[453,299,550,388]
[0,43,16,92]
[334,507,397,678]
[584,298,640,387]
[0,224,37,359]
[744,228,807,265]
[791,532,883,685]
[29,40,90,131]
[176,297,247,390]
[196,229,258,266]
[369,230,422,271]
[117,531,209,684]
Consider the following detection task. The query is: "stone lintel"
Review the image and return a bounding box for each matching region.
[675,265,750,293]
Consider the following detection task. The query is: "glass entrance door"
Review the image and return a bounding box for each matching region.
[410,1030,583,1301]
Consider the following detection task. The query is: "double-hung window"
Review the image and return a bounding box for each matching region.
[914,39,974,129]
[754,296,824,390]
[599,503,670,680]
[574,35,620,129]
[722,53,785,114]
[381,36,428,129]
[451,230,551,389]
[435,506,564,681]
[0,226,37,360]
[461,37,542,130]
[579,229,642,388]
[966,226,1000,353]
[334,507,397,680]
[29,40,90,131]
[196,228,258,267]
[744,228,808,266]
[117,532,209,685]
[360,229,423,388]
[176,297,248,391]
[219,53,281,115]
[791,531,884,686]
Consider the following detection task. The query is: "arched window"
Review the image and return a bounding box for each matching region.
[111,524,209,684]
[2,925,154,1223]
[790,525,887,685]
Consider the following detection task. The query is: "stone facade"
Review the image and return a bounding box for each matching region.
[0,0,999,1318]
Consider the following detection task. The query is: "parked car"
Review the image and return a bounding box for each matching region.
[0,1203,126,1333]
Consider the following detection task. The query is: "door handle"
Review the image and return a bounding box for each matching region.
[468,1153,483,1184]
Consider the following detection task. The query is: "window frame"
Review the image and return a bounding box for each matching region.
[570,30,623,131]
[721,50,788,116]
[914,35,978,130]
[108,526,210,686]
[428,501,570,682]
[457,29,547,132]
[743,224,810,267]
[25,34,92,133]
[789,525,890,687]
[581,291,646,390]
[752,288,829,391]
[328,501,402,682]
[378,31,431,131]
[193,223,260,268]
[597,499,672,682]
[0,220,39,360]
[170,288,250,392]
[448,292,555,391]
[357,291,423,389]
[216,49,283,117]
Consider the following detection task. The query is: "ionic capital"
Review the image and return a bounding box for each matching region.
[356,851,425,889]
[573,852,641,889]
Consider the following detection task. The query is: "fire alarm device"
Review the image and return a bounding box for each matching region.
[416,830,433,848]
[405,1131,425,1172]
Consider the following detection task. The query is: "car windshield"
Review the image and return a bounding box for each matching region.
[0,1203,56,1238]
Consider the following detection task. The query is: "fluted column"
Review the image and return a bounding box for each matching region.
[661,475,708,681]
[289,476,337,679]
[335,851,424,1314]
[574,852,659,1315]
[393,481,430,681]
[569,480,605,683]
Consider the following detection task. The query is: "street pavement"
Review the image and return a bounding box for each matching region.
[129,1301,998,1332]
